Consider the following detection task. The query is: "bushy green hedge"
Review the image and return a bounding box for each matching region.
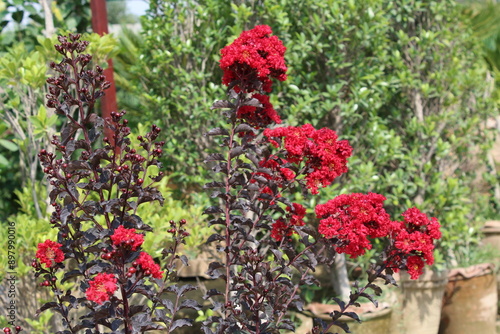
[127,0,497,267]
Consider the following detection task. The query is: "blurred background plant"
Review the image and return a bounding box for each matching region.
[126,0,498,274]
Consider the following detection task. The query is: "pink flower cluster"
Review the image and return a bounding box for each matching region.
[386,208,441,279]
[220,25,287,93]
[315,193,394,257]
[85,273,118,304]
[36,239,65,268]
[236,94,281,127]
[271,203,306,241]
[264,124,352,194]
[111,225,144,251]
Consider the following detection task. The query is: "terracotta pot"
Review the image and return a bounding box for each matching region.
[439,263,498,334]
[399,269,448,334]
[482,220,500,252]
[304,302,392,334]
[482,220,500,314]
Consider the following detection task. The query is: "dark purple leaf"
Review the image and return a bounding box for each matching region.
[204,153,226,162]
[203,206,223,215]
[179,300,201,311]
[170,319,193,331]
[234,124,255,134]
[230,146,244,158]
[205,127,229,136]
[36,302,59,316]
[210,100,233,110]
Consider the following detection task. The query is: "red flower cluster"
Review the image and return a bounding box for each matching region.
[85,273,117,304]
[237,94,281,127]
[258,155,295,183]
[36,239,65,268]
[386,208,441,279]
[271,203,306,241]
[135,252,164,279]
[220,25,287,93]
[264,124,352,194]
[110,226,144,251]
[315,193,394,257]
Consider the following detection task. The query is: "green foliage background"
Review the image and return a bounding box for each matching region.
[117,0,498,267]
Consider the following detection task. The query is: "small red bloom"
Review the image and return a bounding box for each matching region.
[110,226,144,251]
[136,252,164,279]
[220,25,287,93]
[385,208,441,279]
[36,240,65,268]
[271,220,294,242]
[315,193,393,257]
[264,124,352,194]
[406,256,425,279]
[85,273,117,304]
[287,203,306,226]
[236,94,281,127]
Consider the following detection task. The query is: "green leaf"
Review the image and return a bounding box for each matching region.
[0,139,17,152]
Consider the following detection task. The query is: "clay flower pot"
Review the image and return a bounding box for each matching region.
[398,269,448,334]
[482,220,500,314]
[439,263,498,334]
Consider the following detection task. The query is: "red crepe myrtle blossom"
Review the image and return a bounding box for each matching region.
[271,220,294,242]
[110,225,145,251]
[220,25,287,93]
[315,193,394,257]
[236,94,281,127]
[36,239,65,268]
[271,203,307,241]
[385,207,441,279]
[85,273,118,304]
[257,155,296,184]
[135,252,164,279]
[264,124,352,194]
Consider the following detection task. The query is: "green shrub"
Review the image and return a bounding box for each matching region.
[131,0,497,268]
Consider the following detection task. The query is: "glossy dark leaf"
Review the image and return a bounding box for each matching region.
[170,319,193,331]
[211,100,233,110]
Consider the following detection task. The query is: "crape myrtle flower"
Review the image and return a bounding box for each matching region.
[220,25,287,93]
[271,203,307,242]
[386,207,441,279]
[315,193,394,257]
[135,252,164,279]
[264,124,352,194]
[236,93,281,127]
[85,273,118,305]
[36,239,65,268]
[110,225,145,251]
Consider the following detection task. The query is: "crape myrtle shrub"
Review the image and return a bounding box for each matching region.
[132,0,496,265]
[12,29,442,334]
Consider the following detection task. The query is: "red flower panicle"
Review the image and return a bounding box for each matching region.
[264,124,352,194]
[236,94,281,127]
[220,25,287,93]
[136,252,164,279]
[271,203,307,242]
[315,193,393,257]
[271,220,294,242]
[36,239,65,268]
[85,273,117,304]
[111,225,144,251]
[386,207,441,279]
